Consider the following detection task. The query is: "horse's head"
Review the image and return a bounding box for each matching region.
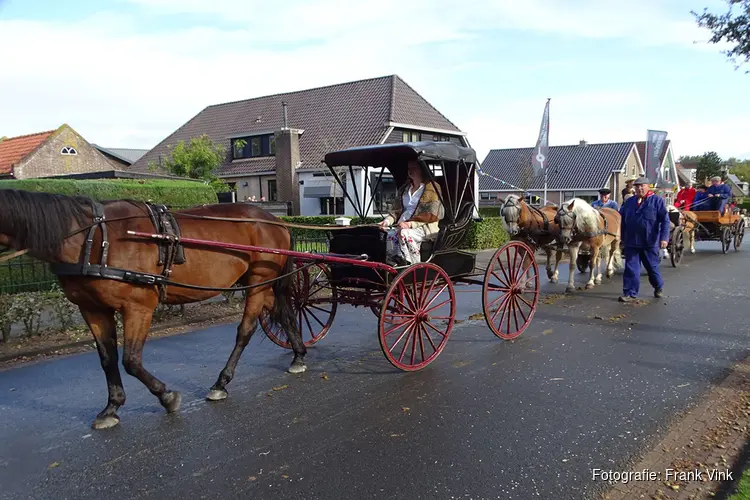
[554,200,577,245]
[500,194,524,236]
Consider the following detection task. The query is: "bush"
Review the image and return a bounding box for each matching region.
[459,217,509,250]
[0,178,218,208]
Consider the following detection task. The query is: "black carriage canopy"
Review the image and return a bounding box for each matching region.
[321,141,479,221]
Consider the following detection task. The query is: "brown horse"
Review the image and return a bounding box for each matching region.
[667,205,698,254]
[0,189,304,430]
[554,198,621,292]
[499,194,564,283]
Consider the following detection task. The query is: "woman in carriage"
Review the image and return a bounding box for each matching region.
[378,160,444,265]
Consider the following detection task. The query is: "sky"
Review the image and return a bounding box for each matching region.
[0,0,748,163]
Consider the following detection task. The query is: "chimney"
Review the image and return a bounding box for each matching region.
[275,102,303,214]
[579,139,588,147]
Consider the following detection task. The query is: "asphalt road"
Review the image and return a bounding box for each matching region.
[1,243,748,500]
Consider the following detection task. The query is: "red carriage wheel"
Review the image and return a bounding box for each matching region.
[482,241,540,340]
[378,262,455,371]
[260,261,337,349]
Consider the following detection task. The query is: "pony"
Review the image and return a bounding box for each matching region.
[499,194,564,283]
[667,204,697,254]
[0,189,305,430]
[554,198,621,292]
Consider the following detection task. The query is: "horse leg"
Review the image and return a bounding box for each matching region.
[586,245,600,289]
[566,244,579,293]
[552,248,562,283]
[206,287,265,401]
[595,245,606,284]
[690,229,696,253]
[121,304,181,414]
[80,307,125,430]
[606,241,617,278]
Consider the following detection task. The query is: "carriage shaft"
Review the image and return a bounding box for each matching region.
[126,231,397,272]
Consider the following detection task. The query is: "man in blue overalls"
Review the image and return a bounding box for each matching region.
[591,188,620,210]
[706,176,732,214]
[618,176,670,302]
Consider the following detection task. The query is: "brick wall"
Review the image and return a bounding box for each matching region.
[274,128,302,215]
[14,126,114,179]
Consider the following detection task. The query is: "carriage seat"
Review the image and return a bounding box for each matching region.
[419,200,475,261]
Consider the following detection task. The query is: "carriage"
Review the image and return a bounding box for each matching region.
[0,140,542,430]
[691,209,745,253]
[254,141,541,371]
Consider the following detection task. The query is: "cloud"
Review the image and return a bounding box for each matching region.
[0,0,744,164]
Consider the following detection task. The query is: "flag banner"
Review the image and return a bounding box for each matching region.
[644,129,667,185]
[531,99,550,177]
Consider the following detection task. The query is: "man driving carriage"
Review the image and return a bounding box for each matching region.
[706,176,732,215]
[591,188,619,210]
[378,160,444,265]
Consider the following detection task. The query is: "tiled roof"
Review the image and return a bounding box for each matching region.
[220,158,276,176]
[130,75,464,177]
[93,145,149,165]
[479,142,636,191]
[635,140,671,167]
[0,130,55,175]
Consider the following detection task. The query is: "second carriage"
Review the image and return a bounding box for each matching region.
[258,141,541,371]
[691,208,745,254]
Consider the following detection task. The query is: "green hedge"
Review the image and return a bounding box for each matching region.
[0,178,218,207]
[460,217,509,250]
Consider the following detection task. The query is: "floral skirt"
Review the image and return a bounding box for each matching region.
[386,227,427,265]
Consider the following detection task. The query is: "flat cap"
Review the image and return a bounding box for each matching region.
[633,176,650,185]
[711,176,722,181]
[598,188,611,194]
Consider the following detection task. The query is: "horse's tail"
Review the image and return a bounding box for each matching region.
[268,230,301,343]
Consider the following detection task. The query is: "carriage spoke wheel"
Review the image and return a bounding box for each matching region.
[260,261,337,349]
[482,241,540,340]
[670,228,684,267]
[378,263,455,371]
[721,227,732,254]
[576,254,590,274]
[734,220,745,251]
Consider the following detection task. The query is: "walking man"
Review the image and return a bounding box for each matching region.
[618,177,670,302]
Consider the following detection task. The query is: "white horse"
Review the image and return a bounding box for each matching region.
[555,198,622,292]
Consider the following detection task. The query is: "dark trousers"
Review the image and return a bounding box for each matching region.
[707,196,728,214]
[622,246,663,297]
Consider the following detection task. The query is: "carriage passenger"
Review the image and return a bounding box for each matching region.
[674,181,696,210]
[378,160,444,265]
[706,176,732,214]
[691,185,708,211]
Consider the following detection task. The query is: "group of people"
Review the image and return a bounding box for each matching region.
[673,177,733,214]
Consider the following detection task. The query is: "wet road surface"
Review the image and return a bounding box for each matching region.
[0,243,748,499]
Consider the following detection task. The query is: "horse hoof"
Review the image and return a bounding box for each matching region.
[160,391,182,413]
[288,362,307,374]
[565,286,575,293]
[92,415,120,430]
[206,389,228,401]
[594,279,602,285]
[550,277,558,284]
[585,283,594,289]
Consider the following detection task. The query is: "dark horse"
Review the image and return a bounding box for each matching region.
[0,189,305,430]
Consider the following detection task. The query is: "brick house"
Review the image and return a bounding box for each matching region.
[130,75,472,216]
[479,139,679,207]
[0,124,117,179]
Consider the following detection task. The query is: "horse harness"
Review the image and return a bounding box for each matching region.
[556,209,617,242]
[51,201,187,301]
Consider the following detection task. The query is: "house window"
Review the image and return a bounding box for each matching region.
[267,179,277,201]
[231,134,276,159]
[320,197,344,215]
[434,135,450,142]
[402,131,421,142]
[480,192,490,200]
[61,146,77,155]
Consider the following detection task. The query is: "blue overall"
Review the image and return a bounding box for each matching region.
[619,194,670,297]
[692,191,708,211]
[592,199,620,210]
[706,183,732,214]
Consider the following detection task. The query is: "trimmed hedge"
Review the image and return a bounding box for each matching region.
[461,217,509,250]
[0,178,218,207]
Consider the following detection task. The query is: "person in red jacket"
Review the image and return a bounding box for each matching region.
[674,180,696,210]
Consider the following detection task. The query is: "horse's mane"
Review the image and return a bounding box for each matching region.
[563,198,600,232]
[0,189,93,260]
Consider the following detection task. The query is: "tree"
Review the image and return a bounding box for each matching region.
[677,155,702,165]
[728,158,750,181]
[149,134,229,192]
[696,151,724,183]
[692,0,750,72]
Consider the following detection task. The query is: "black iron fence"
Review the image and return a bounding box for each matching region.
[0,237,330,295]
